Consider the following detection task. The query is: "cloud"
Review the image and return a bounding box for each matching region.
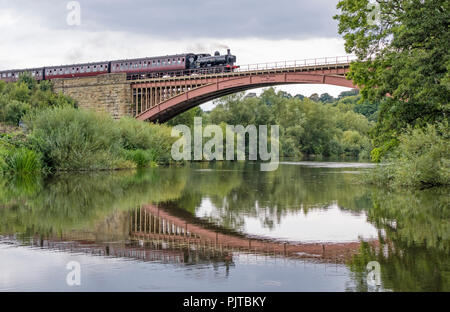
[0,0,351,100]
[1,0,341,39]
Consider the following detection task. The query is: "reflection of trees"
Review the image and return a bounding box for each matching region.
[348,188,450,292]
[171,163,373,232]
[0,169,187,238]
[1,162,448,291]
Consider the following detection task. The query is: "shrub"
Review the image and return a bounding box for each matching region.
[366,122,449,188]
[23,106,176,171]
[117,117,176,164]
[124,149,157,168]
[1,147,42,176]
[25,106,123,170]
[4,100,30,125]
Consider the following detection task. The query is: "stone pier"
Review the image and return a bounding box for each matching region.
[53,73,132,119]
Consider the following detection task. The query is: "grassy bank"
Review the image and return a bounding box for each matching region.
[0,107,176,175]
[0,75,177,175]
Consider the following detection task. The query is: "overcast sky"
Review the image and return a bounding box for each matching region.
[0,0,352,108]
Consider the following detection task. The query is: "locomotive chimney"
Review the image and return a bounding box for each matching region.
[227,49,231,55]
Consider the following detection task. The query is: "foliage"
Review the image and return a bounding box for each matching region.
[117,117,176,165]
[124,149,157,168]
[203,88,373,159]
[20,106,176,171]
[24,106,123,170]
[0,73,75,125]
[334,0,450,158]
[365,122,449,187]
[0,147,42,176]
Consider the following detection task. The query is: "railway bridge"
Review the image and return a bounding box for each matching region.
[53,56,356,122]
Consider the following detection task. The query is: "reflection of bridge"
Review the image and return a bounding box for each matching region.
[131,56,356,122]
[2,202,367,266]
[132,204,362,263]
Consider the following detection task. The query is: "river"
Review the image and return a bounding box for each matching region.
[0,161,448,291]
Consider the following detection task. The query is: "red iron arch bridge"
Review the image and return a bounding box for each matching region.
[130,55,356,122]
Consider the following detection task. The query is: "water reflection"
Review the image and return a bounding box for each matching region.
[0,162,448,291]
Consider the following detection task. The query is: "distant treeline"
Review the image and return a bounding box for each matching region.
[168,88,376,160]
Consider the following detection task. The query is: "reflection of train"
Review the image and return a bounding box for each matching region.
[0,49,238,82]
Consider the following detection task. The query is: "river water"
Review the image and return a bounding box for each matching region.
[0,161,448,291]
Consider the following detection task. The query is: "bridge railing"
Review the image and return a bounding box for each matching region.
[235,55,357,72]
[128,55,357,80]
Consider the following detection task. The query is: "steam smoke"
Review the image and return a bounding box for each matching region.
[186,43,230,53]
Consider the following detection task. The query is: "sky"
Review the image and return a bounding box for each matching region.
[0,0,352,109]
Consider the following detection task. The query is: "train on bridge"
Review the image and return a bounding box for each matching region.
[0,49,238,82]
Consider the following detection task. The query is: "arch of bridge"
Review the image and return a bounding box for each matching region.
[134,68,355,122]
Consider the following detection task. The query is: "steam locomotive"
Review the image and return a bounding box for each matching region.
[0,49,238,82]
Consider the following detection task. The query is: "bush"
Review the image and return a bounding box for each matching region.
[25,106,123,170]
[124,149,157,168]
[4,100,30,125]
[23,106,176,171]
[117,117,176,165]
[1,147,42,176]
[366,122,449,188]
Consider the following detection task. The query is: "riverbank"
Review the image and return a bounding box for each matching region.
[0,107,177,175]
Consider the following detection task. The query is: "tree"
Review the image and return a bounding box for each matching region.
[338,89,359,99]
[309,93,320,102]
[334,0,450,158]
[319,93,334,103]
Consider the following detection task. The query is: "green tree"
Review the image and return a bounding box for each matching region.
[334,0,449,157]
[319,92,335,103]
